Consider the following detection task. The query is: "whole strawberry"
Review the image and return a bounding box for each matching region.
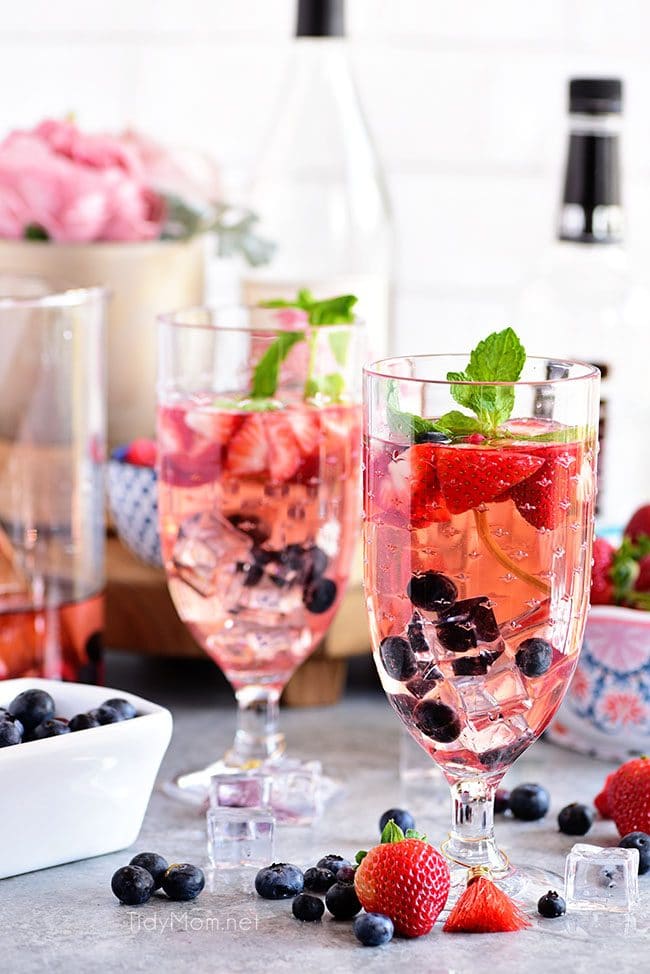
[625,504,650,544]
[354,821,450,937]
[590,537,615,605]
[609,756,650,837]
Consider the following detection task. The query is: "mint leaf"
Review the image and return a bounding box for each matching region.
[436,411,483,436]
[251,331,304,399]
[467,327,526,383]
[24,223,48,240]
[447,327,525,434]
[260,291,357,326]
[386,381,437,438]
[328,329,351,367]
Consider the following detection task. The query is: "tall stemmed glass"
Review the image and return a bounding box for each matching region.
[364,352,599,893]
[157,305,362,799]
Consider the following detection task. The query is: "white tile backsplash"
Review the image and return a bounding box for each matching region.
[1,0,650,355]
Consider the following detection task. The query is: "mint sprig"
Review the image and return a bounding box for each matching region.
[447,327,525,434]
[253,290,357,400]
[387,327,530,441]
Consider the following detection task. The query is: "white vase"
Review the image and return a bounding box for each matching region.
[0,236,206,447]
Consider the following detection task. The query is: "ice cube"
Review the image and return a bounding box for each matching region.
[172,511,249,597]
[209,773,272,810]
[565,844,640,913]
[268,768,323,825]
[0,526,30,597]
[206,807,275,869]
[483,665,530,716]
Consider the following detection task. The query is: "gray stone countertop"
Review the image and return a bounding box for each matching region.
[2,653,646,974]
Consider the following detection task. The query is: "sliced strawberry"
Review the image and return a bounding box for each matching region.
[125,438,157,467]
[285,409,320,457]
[265,414,302,482]
[226,414,269,476]
[510,443,581,530]
[436,447,544,515]
[377,445,451,528]
[184,407,241,445]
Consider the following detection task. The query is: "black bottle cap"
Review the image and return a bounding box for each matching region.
[296,0,344,37]
[569,78,623,115]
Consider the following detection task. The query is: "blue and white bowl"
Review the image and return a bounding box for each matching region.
[107,457,163,568]
[548,605,650,762]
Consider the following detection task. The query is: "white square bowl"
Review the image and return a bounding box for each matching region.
[0,678,173,879]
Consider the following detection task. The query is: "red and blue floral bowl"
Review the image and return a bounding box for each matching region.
[549,605,650,761]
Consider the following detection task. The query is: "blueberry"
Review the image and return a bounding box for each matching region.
[303,867,336,893]
[619,832,650,875]
[88,705,122,725]
[437,597,499,651]
[111,865,154,906]
[0,720,22,747]
[255,862,304,899]
[69,713,101,732]
[325,881,362,919]
[336,865,356,884]
[379,808,415,834]
[515,638,553,677]
[242,562,264,587]
[32,718,70,739]
[413,699,462,743]
[558,803,594,836]
[379,636,417,681]
[130,852,169,890]
[509,783,550,821]
[281,543,306,572]
[413,430,451,445]
[9,689,55,732]
[407,571,458,612]
[316,854,352,876]
[407,614,429,655]
[161,863,205,901]
[103,698,137,721]
[292,893,325,922]
[0,711,24,736]
[452,655,489,676]
[537,890,566,918]
[303,577,337,614]
[353,912,394,946]
[494,789,511,814]
[304,545,329,581]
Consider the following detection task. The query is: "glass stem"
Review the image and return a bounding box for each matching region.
[442,778,509,875]
[229,686,286,768]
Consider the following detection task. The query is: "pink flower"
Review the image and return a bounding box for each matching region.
[119,129,221,206]
[0,119,165,243]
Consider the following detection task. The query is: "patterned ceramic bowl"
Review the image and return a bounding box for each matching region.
[548,605,650,761]
[107,458,163,568]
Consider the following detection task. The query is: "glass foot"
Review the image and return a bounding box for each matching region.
[161,754,342,824]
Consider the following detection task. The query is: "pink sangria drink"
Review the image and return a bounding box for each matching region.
[158,398,360,692]
[157,296,363,795]
[364,329,599,881]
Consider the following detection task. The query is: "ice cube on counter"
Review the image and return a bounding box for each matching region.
[207,807,275,869]
[565,843,640,913]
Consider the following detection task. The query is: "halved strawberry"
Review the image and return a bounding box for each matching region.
[377,445,451,528]
[509,442,581,530]
[436,447,544,515]
[226,414,269,475]
[184,407,241,445]
[265,413,302,482]
[285,409,320,457]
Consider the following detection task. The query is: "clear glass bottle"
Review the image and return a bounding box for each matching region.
[517,78,650,526]
[242,0,393,356]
